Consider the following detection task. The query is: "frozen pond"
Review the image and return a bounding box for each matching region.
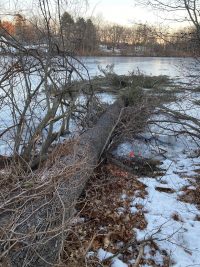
[81,56,200,84]
[0,55,199,156]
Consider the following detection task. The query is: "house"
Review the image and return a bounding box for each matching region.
[133,45,152,56]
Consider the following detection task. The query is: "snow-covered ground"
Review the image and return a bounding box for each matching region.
[133,151,200,266]
[97,145,200,266]
[96,90,200,266]
[134,94,200,266]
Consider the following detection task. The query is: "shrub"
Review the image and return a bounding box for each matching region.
[120,85,144,106]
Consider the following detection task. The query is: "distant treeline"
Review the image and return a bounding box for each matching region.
[0,12,199,56]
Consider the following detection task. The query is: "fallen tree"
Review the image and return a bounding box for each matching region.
[0,100,124,267]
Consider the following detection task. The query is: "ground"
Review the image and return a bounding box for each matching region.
[62,141,200,266]
[1,71,199,266]
[62,84,200,267]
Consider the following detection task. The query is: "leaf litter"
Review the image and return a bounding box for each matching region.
[62,90,200,267]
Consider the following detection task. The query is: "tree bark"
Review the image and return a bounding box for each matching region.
[0,100,124,267]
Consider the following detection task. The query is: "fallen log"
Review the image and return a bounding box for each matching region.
[0,100,124,266]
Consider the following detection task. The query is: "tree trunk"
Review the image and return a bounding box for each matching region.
[0,100,124,267]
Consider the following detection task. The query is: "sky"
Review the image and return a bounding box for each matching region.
[86,0,189,28]
[87,0,165,26]
[88,0,148,25]
[0,0,189,29]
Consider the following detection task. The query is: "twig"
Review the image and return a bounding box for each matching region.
[133,243,145,267]
[101,238,151,264]
[84,234,97,256]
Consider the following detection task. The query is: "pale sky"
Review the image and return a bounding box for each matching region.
[87,0,189,27]
[0,0,190,29]
[87,0,163,25]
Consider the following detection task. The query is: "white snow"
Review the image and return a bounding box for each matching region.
[113,90,200,266]
[99,138,200,265]
[132,149,200,266]
[96,92,116,104]
[98,248,128,267]
[143,245,164,266]
[132,103,200,266]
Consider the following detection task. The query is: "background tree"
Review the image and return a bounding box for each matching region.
[0,1,94,167]
[75,17,86,53]
[14,13,26,43]
[0,20,15,36]
[60,11,75,50]
[136,0,200,55]
[84,19,97,53]
[108,25,124,51]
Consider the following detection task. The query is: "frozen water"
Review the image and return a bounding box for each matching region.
[80,56,200,85]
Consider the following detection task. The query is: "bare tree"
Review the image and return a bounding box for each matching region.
[0,0,95,169]
[136,0,200,50]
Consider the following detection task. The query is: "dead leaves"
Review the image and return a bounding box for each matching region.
[107,163,129,178]
[179,184,200,207]
[62,162,148,266]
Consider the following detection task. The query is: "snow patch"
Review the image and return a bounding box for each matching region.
[98,248,128,267]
